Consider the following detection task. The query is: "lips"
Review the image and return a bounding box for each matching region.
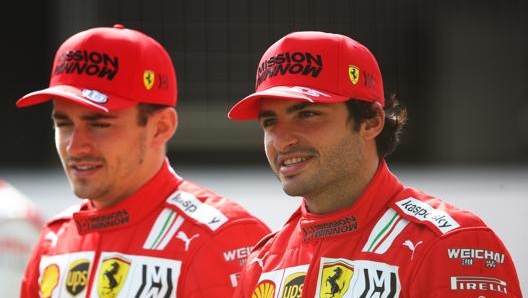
[278,154,313,177]
[67,161,103,178]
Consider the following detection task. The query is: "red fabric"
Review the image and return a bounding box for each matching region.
[234,160,522,298]
[20,160,271,297]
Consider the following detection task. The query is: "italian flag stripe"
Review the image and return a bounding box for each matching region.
[143,208,184,250]
[362,208,409,254]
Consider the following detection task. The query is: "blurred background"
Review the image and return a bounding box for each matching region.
[2,0,527,166]
[0,0,526,296]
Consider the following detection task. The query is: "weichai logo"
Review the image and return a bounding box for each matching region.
[256,52,323,88]
[53,50,119,80]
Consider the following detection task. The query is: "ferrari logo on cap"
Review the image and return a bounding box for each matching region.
[348,65,360,85]
[143,70,155,90]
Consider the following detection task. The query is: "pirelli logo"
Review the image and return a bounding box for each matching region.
[450,276,508,294]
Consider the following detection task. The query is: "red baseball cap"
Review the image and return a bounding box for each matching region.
[16,24,177,112]
[228,31,384,120]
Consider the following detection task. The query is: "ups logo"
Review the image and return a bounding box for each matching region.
[282,272,305,298]
[66,259,91,296]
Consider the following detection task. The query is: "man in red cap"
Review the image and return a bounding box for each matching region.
[16,24,270,298]
[228,31,522,297]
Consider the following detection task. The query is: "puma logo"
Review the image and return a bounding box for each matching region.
[44,231,58,247]
[402,240,423,260]
[176,231,199,251]
[44,227,64,247]
[250,257,264,269]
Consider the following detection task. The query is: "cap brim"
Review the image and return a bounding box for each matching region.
[227,86,350,120]
[16,85,136,113]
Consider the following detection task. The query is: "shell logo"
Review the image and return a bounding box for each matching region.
[39,264,60,298]
[251,279,276,298]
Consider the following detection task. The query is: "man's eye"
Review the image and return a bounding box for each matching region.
[53,121,71,128]
[260,118,276,128]
[299,110,318,117]
[92,123,111,128]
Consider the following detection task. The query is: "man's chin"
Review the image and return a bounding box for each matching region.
[281,181,304,197]
[71,183,98,200]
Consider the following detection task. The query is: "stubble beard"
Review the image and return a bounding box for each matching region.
[69,171,111,201]
[275,136,362,200]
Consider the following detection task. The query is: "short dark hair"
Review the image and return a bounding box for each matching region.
[345,94,407,157]
[137,103,173,126]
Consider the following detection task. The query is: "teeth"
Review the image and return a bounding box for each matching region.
[284,157,307,166]
[76,165,96,170]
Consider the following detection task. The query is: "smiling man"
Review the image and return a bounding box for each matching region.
[227,31,522,298]
[15,24,270,298]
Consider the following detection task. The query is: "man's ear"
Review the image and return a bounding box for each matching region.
[152,108,178,144]
[361,102,384,140]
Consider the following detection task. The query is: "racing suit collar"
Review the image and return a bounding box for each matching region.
[298,159,404,241]
[72,159,183,234]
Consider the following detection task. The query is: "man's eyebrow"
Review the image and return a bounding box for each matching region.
[286,102,318,113]
[51,111,118,121]
[258,110,274,119]
[258,102,326,119]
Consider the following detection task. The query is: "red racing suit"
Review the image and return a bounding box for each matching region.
[235,160,523,298]
[21,160,271,298]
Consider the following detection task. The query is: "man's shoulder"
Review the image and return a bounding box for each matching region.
[390,189,487,236]
[163,180,269,232]
[176,180,257,216]
[41,202,85,232]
